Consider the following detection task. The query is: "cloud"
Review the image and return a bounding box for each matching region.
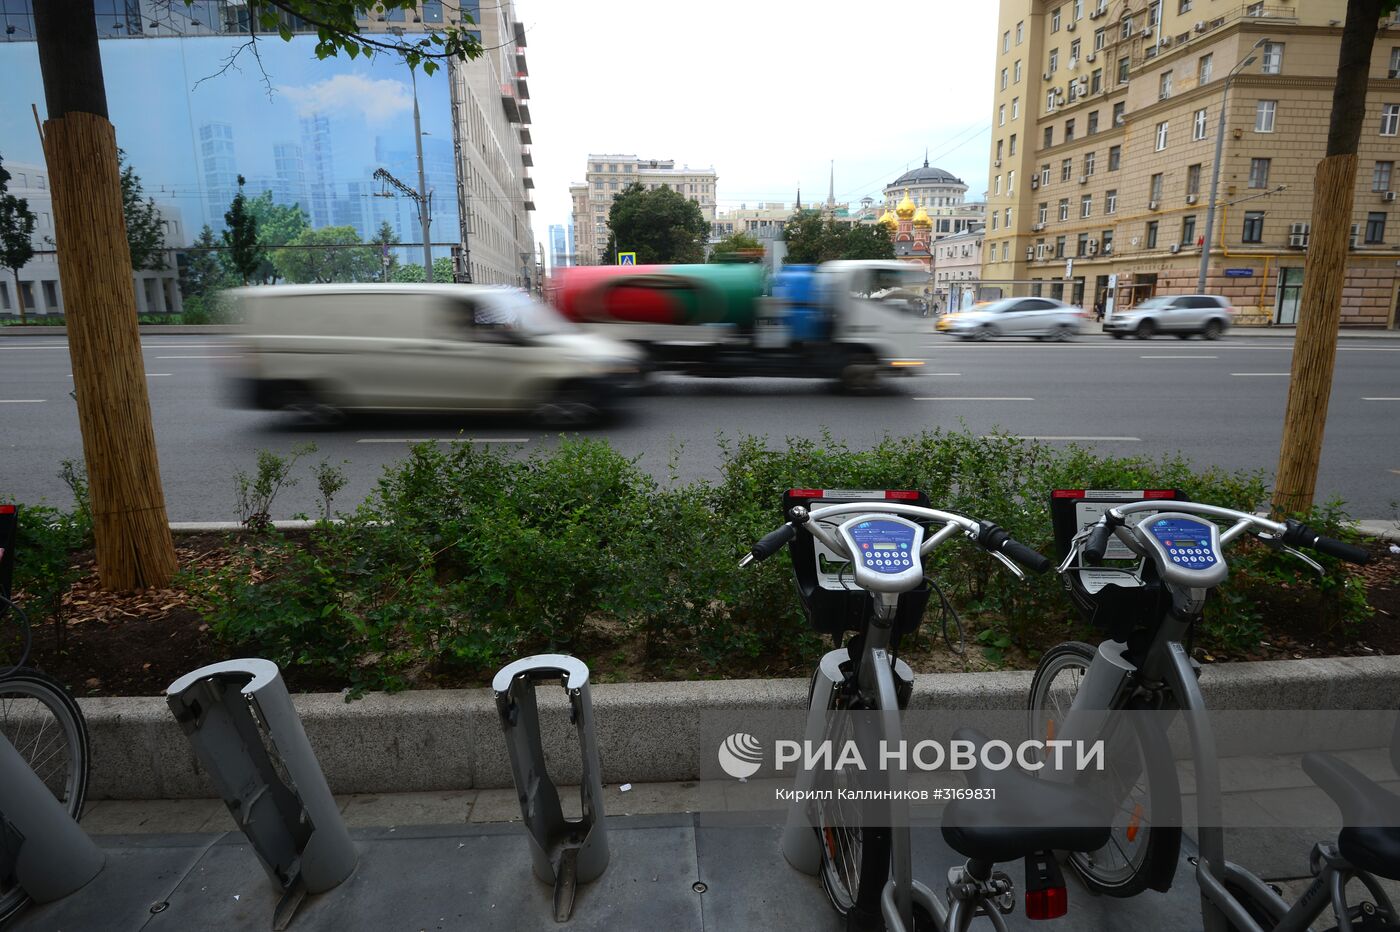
[278,73,413,124]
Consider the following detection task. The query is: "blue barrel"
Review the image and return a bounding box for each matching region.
[773,265,826,342]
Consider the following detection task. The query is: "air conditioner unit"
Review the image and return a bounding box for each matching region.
[1160,35,1172,47]
[994,159,1003,168]
[1148,200,1160,210]
[1385,191,1397,201]
[1078,175,1089,184]
[1186,194,1198,204]
[1032,222,1046,231]
[1195,20,1208,32]
[1114,114,1126,126]
[1288,222,1310,248]
[1090,9,1104,18]
[1067,21,1077,31]
[1026,246,1036,261]
[1069,58,1080,70]
[1103,241,1113,254]
[1044,71,1054,81]
[1086,52,1097,62]
[1030,177,1040,189]
[1140,26,1154,37]
[1087,239,1099,255]
[1169,243,1181,253]
[1077,77,1089,92]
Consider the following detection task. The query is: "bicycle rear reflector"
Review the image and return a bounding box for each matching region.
[1024,850,1068,920]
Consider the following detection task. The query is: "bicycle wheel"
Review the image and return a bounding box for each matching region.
[810,672,892,929]
[1028,641,1181,897]
[1,668,90,818]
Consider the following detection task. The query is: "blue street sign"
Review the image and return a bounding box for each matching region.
[1224,268,1254,278]
[617,252,636,266]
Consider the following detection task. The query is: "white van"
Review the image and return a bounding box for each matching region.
[228,284,643,425]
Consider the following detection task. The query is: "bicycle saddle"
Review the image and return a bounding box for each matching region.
[1302,752,1400,881]
[940,727,1114,864]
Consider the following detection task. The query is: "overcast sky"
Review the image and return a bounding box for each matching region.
[521,0,999,242]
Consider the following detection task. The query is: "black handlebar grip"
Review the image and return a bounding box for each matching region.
[1284,519,1371,564]
[748,523,797,563]
[1001,538,1053,574]
[1084,522,1114,565]
[1311,535,1372,565]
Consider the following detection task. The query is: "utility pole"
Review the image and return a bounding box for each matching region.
[1198,36,1268,293]
[410,67,433,281]
[447,53,472,282]
[373,166,430,276]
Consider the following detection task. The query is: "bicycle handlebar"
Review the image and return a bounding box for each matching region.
[1282,519,1371,565]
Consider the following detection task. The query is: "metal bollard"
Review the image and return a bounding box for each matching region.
[167,659,356,931]
[0,733,104,908]
[493,654,609,922]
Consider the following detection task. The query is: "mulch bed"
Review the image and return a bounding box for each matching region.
[9,535,1399,698]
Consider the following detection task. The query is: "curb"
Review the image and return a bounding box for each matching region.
[79,656,1400,799]
[0,325,242,336]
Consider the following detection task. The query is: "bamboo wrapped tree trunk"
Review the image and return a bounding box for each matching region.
[1272,0,1389,515]
[35,0,176,589]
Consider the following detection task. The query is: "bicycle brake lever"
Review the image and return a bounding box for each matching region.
[989,548,1026,581]
[1261,536,1325,577]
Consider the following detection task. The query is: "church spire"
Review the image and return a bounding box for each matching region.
[924,147,929,169]
[795,183,801,211]
[827,160,835,209]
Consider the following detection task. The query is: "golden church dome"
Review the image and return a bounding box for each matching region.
[912,206,932,227]
[895,189,917,219]
[878,209,898,229]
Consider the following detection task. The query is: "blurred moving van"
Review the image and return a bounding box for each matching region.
[227,284,643,425]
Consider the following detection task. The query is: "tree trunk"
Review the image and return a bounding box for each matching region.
[11,269,25,325]
[35,0,176,589]
[1272,0,1385,516]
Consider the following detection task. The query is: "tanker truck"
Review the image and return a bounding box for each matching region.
[548,261,929,391]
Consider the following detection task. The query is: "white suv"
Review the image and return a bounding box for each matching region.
[1105,294,1234,340]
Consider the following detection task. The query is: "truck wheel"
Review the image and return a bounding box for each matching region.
[837,355,882,395]
[281,383,345,428]
[535,384,602,428]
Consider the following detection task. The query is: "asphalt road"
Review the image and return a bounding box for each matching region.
[1,332,1397,521]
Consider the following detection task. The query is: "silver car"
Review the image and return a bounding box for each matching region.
[1104,294,1234,340]
[937,297,1085,341]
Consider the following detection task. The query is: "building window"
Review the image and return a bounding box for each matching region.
[999,104,1006,126]
[1065,119,1076,141]
[1040,164,1052,186]
[994,175,1002,194]
[1010,134,1019,155]
[1016,20,1024,44]
[1178,0,1191,12]
[1038,202,1049,223]
[1015,60,1023,83]
[1374,161,1394,193]
[1121,14,1135,40]
[1106,189,1118,213]
[1255,100,1276,132]
[1390,47,1400,79]
[1012,98,1020,119]
[1261,42,1284,74]
[1150,172,1164,202]
[1044,125,1055,148]
[1242,211,1264,242]
[1002,68,1009,90]
[992,213,999,231]
[1047,89,1059,112]
[1094,27,1106,51]
[1187,163,1202,195]
[1146,221,1159,248]
[1158,71,1173,100]
[1077,232,1090,256]
[1052,7,1061,31]
[1198,54,1214,85]
[1118,56,1130,84]
[1108,145,1122,171]
[1070,38,1082,63]
[1155,121,1169,151]
[1365,212,1387,244]
[1084,151,1096,176]
[1059,198,1071,221]
[1081,194,1093,218]
[1103,229,1115,253]
[1112,101,1126,125]
[1005,207,1013,225]
[1073,0,1083,19]
[1248,157,1271,188]
[1181,214,1197,245]
[1050,48,1060,72]
[1381,104,1399,136]
[1088,110,1100,134]
[1193,108,1208,140]
[1061,159,1074,182]
[1091,69,1103,94]
[1055,235,1067,258]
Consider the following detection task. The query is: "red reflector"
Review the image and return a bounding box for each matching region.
[884,490,921,501]
[1143,489,1177,499]
[1025,886,1068,920]
[0,505,14,514]
[1051,490,1086,499]
[787,489,824,499]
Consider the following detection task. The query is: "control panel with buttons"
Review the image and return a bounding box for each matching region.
[836,514,926,593]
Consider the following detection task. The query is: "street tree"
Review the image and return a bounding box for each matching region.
[782,211,839,264]
[118,149,167,270]
[222,176,264,286]
[709,231,764,262]
[607,183,709,264]
[842,223,895,260]
[391,256,454,283]
[372,220,399,280]
[273,226,379,283]
[0,156,38,324]
[179,224,228,297]
[31,0,485,588]
[247,191,310,283]
[1273,0,1400,514]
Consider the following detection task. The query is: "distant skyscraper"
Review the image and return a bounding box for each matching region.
[199,122,237,231]
[300,113,335,229]
[272,143,308,212]
[548,223,572,270]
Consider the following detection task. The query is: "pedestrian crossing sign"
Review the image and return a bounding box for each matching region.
[618,252,636,265]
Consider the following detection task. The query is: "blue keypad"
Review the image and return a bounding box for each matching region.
[850,520,918,575]
[1148,518,1218,570]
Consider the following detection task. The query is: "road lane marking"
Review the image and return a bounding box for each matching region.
[1141,355,1218,359]
[1340,347,1400,352]
[355,437,532,444]
[1363,397,1400,401]
[0,399,45,403]
[1012,436,1141,442]
[1230,372,1289,376]
[156,355,241,359]
[913,396,1034,401]
[916,372,962,376]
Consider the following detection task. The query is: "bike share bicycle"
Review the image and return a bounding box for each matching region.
[1029,490,1395,931]
[743,489,1115,932]
[0,504,92,924]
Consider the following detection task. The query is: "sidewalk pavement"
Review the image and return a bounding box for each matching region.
[1080,321,1400,338]
[16,748,1400,931]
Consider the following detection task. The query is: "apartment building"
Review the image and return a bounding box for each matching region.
[932,224,987,309]
[983,0,1400,326]
[570,156,718,265]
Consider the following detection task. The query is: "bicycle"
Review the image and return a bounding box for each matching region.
[0,504,92,925]
[1029,495,1390,931]
[743,488,1113,931]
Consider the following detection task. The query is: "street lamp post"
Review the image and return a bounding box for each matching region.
[410,67,434,283]
[1198,36,1270,293]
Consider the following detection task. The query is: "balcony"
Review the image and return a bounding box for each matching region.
[524,198,536,212]
[519,103,531,124]
[513,20,526,47]
[523,176,535,189]
[519,126,532,144]
[521,145,533,167]
[515,53,528,76]
[501,84,521,123]
[516,77,529,100]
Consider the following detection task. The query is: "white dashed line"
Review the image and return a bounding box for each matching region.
[1012,436,1142,442]
[1140,355,1218,359]
[1230,372,1289,377]
[913,396,1034,402]
[1363,397,1400,401]
[355,438,532,444]
[156,355,241,359]
[0,399,45,404]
